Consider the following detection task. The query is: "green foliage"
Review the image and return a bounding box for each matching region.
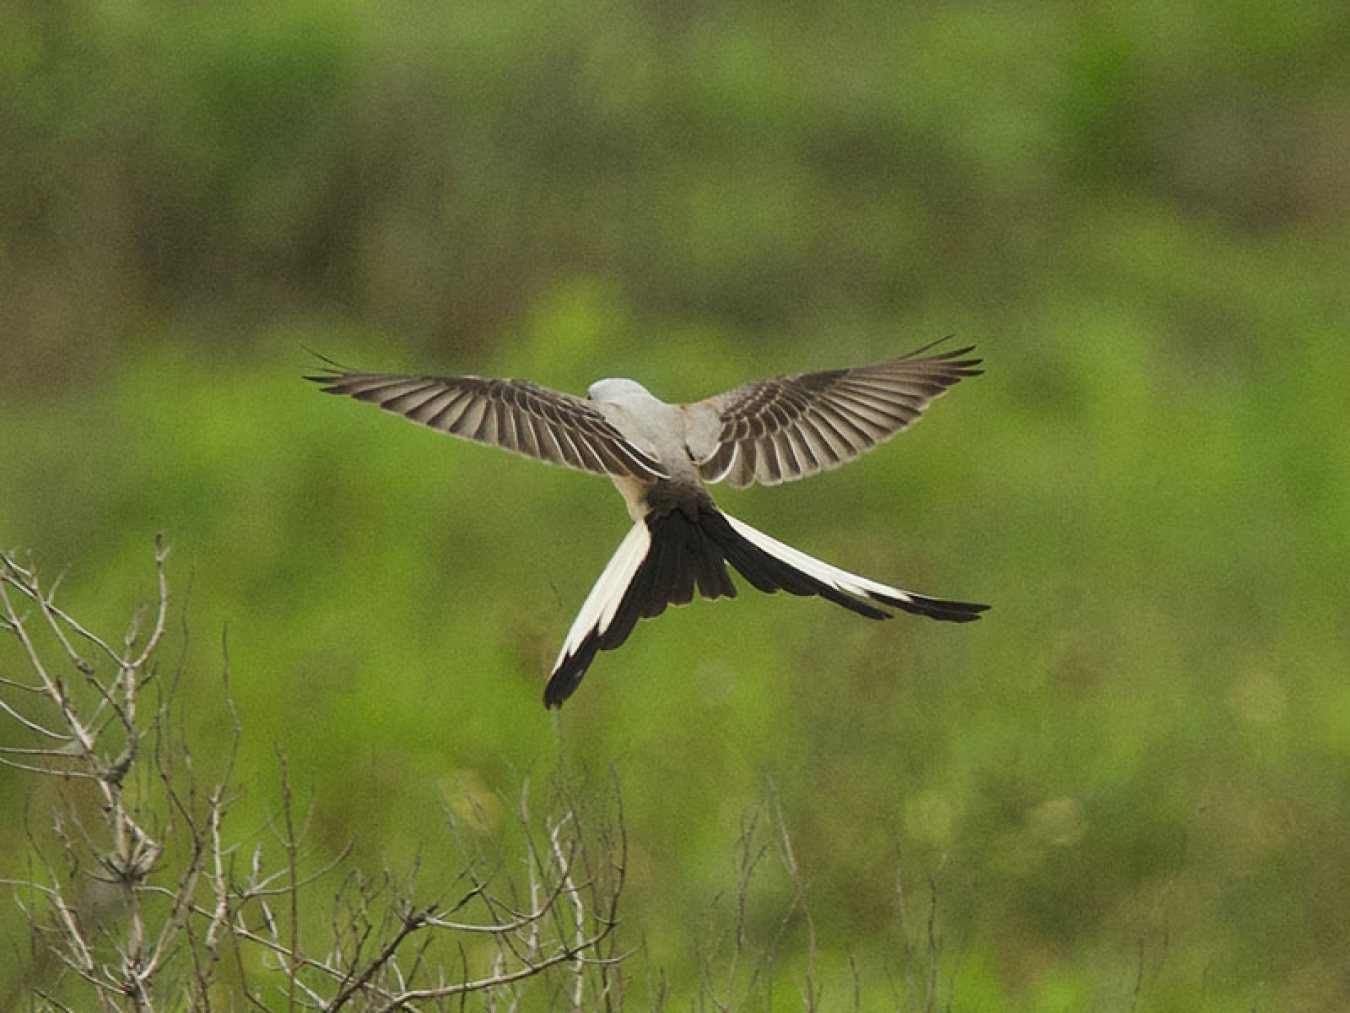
[2,0,1348,1007]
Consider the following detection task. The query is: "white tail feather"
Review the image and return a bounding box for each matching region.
[554,521,650,669]
[722,513,919,607]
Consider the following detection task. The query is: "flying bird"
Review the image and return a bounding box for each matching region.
[308,340,988,707]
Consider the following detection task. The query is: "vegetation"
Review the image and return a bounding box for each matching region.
[2,0,1347,1007]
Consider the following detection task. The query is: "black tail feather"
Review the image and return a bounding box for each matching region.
[903,596,989,621]
[870,590,990,622]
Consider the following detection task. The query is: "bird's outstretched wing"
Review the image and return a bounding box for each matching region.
[691,340,981,487]
[308,367,667,479]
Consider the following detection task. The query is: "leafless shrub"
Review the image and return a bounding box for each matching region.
[690,783,821,1013]
[690,780,953,1013]
[0,541,627,1010]
[890,863,948,1013]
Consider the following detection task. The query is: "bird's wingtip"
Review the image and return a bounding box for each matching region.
[301,347,362,383]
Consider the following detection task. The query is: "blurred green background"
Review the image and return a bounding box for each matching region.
[3,0,1349,1007]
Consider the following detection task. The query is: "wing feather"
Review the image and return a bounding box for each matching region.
[308,367,667,480]
[694,340,981,487]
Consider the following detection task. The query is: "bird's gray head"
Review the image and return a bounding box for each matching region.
[588,377,653,402]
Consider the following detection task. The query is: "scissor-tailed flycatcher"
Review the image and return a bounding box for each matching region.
[309,340,988,707]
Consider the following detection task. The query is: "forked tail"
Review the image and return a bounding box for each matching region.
[544,506,988,707]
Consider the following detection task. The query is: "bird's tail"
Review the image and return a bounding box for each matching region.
[543,506,988,708]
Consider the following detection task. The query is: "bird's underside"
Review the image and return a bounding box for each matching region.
[308,339,989,707]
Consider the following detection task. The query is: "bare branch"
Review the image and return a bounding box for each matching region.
[327,905,433,1012]
[0,755,105,779]
[371,924,618,1012]
[549,816,587,1010]
[127,535,171,671]
[768,781,819,1013]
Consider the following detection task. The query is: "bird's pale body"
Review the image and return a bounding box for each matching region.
[588,377,718,520]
